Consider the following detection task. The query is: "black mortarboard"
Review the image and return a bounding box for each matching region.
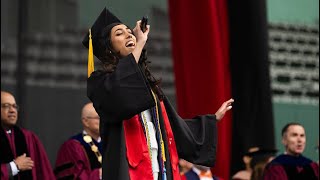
[248,148,278,169]
[82,7,122,60]
[245,147,278,157]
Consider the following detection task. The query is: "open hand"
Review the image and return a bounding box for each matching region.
[215,98,234,121]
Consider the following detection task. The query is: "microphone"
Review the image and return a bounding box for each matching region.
[140,16,148,32]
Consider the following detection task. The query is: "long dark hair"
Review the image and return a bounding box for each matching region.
[99,24,163,100]
[138,49,163,100]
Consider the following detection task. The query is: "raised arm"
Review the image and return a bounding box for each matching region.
[132,20,150,63]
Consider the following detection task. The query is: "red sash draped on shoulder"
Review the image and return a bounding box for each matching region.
[123,101,181,180]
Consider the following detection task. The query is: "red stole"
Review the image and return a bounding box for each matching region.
[123,114,153,180]
[123,101,180,180]
[160,101,180,180]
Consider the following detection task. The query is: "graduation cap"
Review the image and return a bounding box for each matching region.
[248,148,278,169]
[245,147,278,157]
[82,7,122,77]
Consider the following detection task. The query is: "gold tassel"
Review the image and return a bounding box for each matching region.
[88,29,94,78]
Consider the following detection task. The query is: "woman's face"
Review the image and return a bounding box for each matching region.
[110,24,136,57]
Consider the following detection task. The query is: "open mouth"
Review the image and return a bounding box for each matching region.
[296,145,304,149]
[8,115,16,119]
[125,41,135,48]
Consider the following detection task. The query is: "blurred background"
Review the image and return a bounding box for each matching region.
[1,0,318,179]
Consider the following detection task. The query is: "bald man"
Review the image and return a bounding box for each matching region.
[0,91,55,180]
[54,103,102,180]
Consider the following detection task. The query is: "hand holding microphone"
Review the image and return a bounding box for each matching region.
[140,16,148,33]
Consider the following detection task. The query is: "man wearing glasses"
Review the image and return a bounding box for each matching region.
[0,91,55,180]
[54,102,102,180]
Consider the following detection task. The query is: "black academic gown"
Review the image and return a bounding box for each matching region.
[87,54,218,180]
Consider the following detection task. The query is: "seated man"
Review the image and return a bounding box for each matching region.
[0,91,55,180]
[263,122,319,180]
[55,102,102,179]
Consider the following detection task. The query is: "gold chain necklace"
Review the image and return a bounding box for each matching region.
[83,135,102,164]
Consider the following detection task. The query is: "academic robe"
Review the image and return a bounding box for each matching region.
[0,126,55,180]
[87,54,218,180]
[54,133,102,180]
[263,154,319,180]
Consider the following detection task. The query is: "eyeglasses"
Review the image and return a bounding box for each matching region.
[85,116,100,120]
[1,103,19,111]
